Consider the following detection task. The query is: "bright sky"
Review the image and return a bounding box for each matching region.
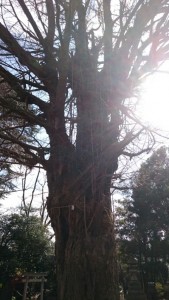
[0,167,48,213]
[138,64,169,134]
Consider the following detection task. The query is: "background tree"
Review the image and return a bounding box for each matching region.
[0,162,17,198]
[0,1,169,299]
[118,147,169,291]
[0,213,54,299]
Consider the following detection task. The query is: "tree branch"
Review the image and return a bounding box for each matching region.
[0,23,45,80]
[46,0,55,48]
[0,65,48,112]
[0,95,47,128]
[17,0,44,46]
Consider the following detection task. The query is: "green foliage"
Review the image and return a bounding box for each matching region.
[0,213,54,282]
[155,282,165,299]
[132,147,169,234]
[118,147,169,284]
[0,163,17,198]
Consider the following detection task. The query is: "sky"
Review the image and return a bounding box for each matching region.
[138,64,169,137]
[0,167,48,213]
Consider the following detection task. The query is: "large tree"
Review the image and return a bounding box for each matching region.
[0,1,169,299]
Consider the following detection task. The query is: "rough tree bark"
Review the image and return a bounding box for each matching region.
[0,1,169,300]
[46,56,121,299]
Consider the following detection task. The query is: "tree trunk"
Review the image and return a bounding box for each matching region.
[49,193,119,300]
[58,234,118,300]
[47,149,120,300]
[46,74,120,299]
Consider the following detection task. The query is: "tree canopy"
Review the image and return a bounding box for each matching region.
[0,0,169,169]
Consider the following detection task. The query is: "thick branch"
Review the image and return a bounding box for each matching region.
[0,146,38,168]
[0,65,48,112]
[0,95,47,128]
[0,131,49,167]
[103,0,112,66]
[46,0,55,48]
[17,0,44,45]
[0,23,45,80]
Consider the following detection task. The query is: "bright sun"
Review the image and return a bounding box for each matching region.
[139,65,169,133]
